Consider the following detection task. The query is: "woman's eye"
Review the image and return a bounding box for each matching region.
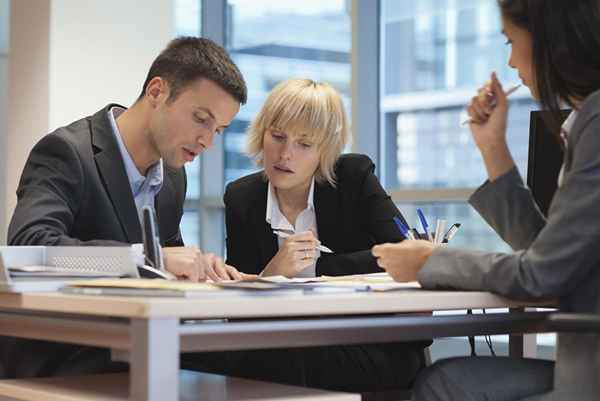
[299,143,312,148]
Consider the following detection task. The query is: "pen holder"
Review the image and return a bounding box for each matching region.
[411,230,448,243]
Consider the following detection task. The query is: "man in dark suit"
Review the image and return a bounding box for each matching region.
[3,37,247,378]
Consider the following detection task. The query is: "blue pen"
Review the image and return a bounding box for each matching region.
[393,216,415,240]
[416,208,430,241]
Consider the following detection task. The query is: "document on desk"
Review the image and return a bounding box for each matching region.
[222,272,421,292]
[9,266,126,278]
[62,278,228,297]
[62,278,305,297]
[62,273,421,297]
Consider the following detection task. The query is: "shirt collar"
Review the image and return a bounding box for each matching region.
[560,110,578,147]
[265,177,315,231]
[108,106,163,195]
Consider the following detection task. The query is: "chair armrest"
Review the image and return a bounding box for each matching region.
[546,313,600,333]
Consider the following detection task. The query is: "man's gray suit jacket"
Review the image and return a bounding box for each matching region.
[2,104,186,378]
[418,90,600,399]
[8,103,186,247]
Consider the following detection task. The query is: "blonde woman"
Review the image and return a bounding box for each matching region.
[220,78,428,392]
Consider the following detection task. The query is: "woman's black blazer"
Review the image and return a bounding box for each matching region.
[224,153,408,275]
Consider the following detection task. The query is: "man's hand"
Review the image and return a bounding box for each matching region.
[162,247,247,282]
[203,252,244,281]
[371,240,435,282]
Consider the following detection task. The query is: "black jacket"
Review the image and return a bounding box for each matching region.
[8,104,186,247]
[224,153,407,275]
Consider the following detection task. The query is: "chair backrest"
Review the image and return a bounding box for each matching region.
[526,110,570,216]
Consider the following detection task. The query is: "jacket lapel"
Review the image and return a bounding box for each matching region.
[251,177,278,265]
[91,105,142,243]
[314,181,339,251]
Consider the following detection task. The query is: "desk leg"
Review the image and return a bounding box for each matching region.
[508,308,537,358]
[509,308,524,357]
[130,318,179,401]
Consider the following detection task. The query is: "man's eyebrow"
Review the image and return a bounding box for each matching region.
[194,107,230,129]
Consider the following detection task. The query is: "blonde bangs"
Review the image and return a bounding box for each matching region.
[246,78,349,186]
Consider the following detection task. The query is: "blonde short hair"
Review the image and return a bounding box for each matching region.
[246,78,349,186]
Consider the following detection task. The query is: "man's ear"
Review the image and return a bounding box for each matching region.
[145,77,168,107]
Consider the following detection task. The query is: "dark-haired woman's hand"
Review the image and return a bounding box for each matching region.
[467,72,516,181]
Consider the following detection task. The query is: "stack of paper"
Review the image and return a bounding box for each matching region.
[62,273,420,297]
[62,278,226,297]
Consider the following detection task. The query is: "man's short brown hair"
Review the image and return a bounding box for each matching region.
[139,36,247,104]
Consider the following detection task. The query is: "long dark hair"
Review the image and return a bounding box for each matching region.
[498,0,600,120]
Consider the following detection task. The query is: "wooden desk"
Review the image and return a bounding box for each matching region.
[0,290,552,401]
[0,370,359,401]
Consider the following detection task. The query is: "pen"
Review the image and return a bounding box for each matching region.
[416,208,430,241]
[443,223,461,242]
[393,216,415,240]
[433,219,446,245]
[460,84,521,126]
[273,230,333,253]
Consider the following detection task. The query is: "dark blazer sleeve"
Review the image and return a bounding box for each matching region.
[316,154,405,276]
[8,134,124,246]
[223,182,262,274]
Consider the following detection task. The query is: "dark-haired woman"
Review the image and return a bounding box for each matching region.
[371,0,600,400]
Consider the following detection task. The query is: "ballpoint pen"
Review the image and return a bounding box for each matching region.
[433,219,447,245]
[443,223,461,242]
[460,84,521,126]
[393,216,415,240]
[416,208,430,241]
[273,230,333,253]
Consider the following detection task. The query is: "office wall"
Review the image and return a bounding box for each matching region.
[6,0,50,244]
[48,0,174,130]
[0,0,7,245]
[5,0,175,237]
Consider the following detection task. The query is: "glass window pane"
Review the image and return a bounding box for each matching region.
[175,0,201,245]
[381,0,538,190]
[180,209,200,246]
[224,0,351,185]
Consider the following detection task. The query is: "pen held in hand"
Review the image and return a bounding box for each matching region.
[460,84,521,126]
[273,230,334,253]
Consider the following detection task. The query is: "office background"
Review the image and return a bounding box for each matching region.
[0,0,549,357]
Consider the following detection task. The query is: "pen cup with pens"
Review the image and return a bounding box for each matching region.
[393,208,461,245]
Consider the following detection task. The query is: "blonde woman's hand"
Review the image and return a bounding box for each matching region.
[261,231,319,278]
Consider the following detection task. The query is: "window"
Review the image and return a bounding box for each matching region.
[381,0,537,252]
[224,0,351,184]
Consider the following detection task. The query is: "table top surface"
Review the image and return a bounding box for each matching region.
[0,371,360,401]
[0,288,553,319]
